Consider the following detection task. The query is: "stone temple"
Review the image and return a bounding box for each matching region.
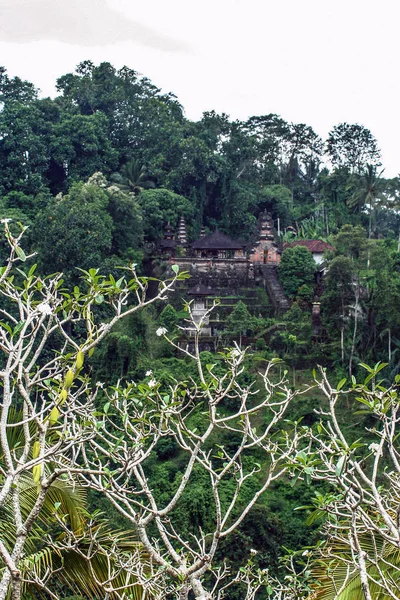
[159,211,290,314]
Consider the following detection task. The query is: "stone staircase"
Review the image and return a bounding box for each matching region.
[259,265,290,313]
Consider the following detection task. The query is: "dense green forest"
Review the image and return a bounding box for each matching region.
[1,60,400,374]
[1,61,400,600]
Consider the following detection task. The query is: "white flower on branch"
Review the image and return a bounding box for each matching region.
[0,218,12,224]
[36,302,53,316]
[148,379,157,388]
[368,442,380,453]
[0,228,187,600]
[156,327,167,337]
[145,370,153,377]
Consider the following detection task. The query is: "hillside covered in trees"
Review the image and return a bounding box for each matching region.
[1,61,400,600]
[1,60,400,373]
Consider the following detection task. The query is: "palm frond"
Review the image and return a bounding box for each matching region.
[311,534,400,599]
[112,159,155,195]
[21,519,146,600]
[0,413,148,598]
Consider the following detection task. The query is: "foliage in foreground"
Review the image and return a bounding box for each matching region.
[1,223,400,600]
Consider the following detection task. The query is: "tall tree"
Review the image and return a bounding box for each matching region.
[49,111,119,186]
[278,246,316,298]
[137,188,194,243]
[0,67,37,104]
[0,96,50,195]
[326,123,381,173]
[226,300,255,347]
[347,164,387,238]
[322,225,369,372]
[111,159,155,196]
[32,179,114,283]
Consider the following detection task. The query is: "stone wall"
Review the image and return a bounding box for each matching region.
[165,257,289,316]
[173,257,248,276]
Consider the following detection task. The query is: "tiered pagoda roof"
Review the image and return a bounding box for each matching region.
[159,222,178,249]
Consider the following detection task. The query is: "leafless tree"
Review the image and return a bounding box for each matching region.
[0,221,180,600]
[79,303,306,599]
[295,363,400,599]
[0,222,309,600]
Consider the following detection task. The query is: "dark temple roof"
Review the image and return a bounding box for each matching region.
[192,230,243,250]
[160,239,177,249]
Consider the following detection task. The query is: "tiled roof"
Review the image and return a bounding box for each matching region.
[192,230,243,250]
[160,239,177,248]
[283,240,335,253]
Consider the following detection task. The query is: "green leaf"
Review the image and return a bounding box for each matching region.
[337,378,347,391]
[306,508,326,526]
[290,471,302,487]
[296,451,308,464]
[13,320,26,337]
[15,246,26,262]
[28,264,37,278]
[363,373,375,385]
[171,264,179,274]
[356,396,372,407]
[335,455,346,477]
[359,362,374,374]
[0,321,13,335]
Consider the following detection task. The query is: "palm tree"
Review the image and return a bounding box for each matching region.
[0,415,145,600]
[347,164,386,239]
[112,159,155,196]
[310,531,400,599]
[0,476,146,600]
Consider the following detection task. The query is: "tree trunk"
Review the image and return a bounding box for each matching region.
[351,516,373,600]
[0,569,21,600]
[341,327,344,364]
[349,282,360,376]
[368,204,373,241]
[0,570,12,600]
[325,205,330,236]
[190,578,212,600]
[178,582,189,600]
[357,550,373,600]
[11,578,21,600]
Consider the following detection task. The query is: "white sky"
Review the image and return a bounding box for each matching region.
[1,0,399,174]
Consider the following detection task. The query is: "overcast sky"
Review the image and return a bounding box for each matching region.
[1,0,399,174]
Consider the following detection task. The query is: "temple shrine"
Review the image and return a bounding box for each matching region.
[249,212,281,264]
